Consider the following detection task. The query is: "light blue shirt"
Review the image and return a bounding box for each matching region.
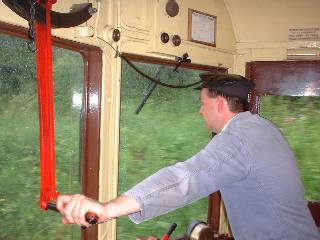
[125,111,320,240]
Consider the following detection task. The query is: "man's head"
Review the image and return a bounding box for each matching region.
[196,73,254,133]
[195,73,254,108]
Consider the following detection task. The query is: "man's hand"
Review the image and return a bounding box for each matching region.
[57,194,108,228]
[56,193,140,228]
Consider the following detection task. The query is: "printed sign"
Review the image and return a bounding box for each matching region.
[288,28,320,41]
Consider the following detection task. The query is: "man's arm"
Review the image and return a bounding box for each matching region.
[56,194,141,227]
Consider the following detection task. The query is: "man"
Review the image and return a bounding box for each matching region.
[57,73,320,239]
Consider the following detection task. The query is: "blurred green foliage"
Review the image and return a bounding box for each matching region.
[118,62,211,239]
[0,33,82,239]
[1,32,319,240]
[260,96,320,201]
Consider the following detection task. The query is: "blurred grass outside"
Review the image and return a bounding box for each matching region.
[1,32,319,240]
[0,33,83,239]
[117,63,210,239]
[260,96,320,201]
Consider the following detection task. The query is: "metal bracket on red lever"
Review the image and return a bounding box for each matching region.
[2,0,96,28]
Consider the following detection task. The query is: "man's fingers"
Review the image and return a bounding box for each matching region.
[71,195,84,225]
[57,194,106,227]
[61,217,70,225]
[62,195,80,224]
[57,195,73,212]
[79,208,90,227]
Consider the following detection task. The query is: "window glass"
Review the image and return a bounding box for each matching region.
[0,33,83,239]
[260,96,320,201]
[118,61,211,239]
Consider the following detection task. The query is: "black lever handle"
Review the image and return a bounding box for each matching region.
[161,222,177,240]
[166,222,177,236]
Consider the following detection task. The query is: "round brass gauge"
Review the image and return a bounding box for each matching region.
[185,220,214,240]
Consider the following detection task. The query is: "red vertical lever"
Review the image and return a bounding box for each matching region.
[34,1,99,225]
[35,0,58,210]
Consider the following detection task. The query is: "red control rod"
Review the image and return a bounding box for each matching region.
[35,0,58,210]
[34,0,98,225]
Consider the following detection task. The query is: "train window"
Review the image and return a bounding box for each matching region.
[118,61,211,238]
[260,95,320,201]
[0,33,83,239]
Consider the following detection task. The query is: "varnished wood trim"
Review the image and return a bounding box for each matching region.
[121,52,227,72]
[308,202,320,227]
[207,192,221,232]
[245,60,320,96]
[80,49,102,240]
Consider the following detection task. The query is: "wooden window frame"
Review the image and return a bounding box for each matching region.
[246,60,320,113]
[0,21,102,240]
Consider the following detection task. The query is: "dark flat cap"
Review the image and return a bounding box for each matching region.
[195,73,254,100]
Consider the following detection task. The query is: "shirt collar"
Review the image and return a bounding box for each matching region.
[221,113,239,132]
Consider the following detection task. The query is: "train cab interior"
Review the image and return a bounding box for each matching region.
[0,0,319,239]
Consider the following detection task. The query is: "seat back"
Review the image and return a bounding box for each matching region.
[308,201,320,227]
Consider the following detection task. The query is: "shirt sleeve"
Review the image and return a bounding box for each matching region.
[125,132,251,223]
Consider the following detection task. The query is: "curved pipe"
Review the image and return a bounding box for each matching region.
[3,0,95,28]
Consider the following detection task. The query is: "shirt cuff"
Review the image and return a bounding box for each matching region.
[123,192,145,224]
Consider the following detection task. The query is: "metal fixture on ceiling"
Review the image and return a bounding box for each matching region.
[165,0,179,17]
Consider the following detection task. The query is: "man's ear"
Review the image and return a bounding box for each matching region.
[217,96,225,113]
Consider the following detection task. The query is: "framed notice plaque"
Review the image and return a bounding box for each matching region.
[188,9,217,47]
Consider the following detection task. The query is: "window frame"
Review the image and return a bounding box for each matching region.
[0,21,102,240]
